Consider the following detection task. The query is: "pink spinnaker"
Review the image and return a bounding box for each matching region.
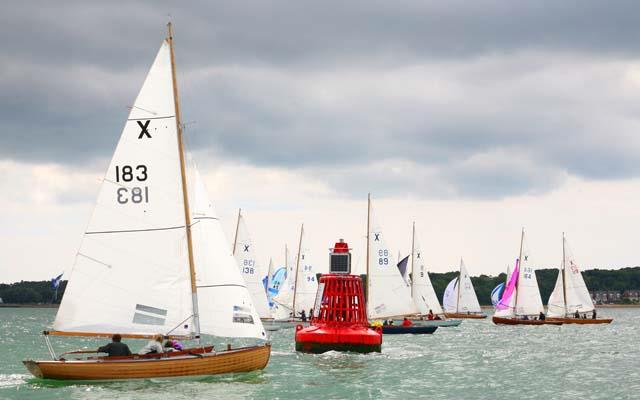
[496,259,519,310]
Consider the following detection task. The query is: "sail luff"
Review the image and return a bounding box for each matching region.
[167,22,200,340]
[562,233,568,316]
[232,208,241,255]
[514,228,525,313]
[410,222,415,298]
[292,224,304,315]
[366,193,371,307]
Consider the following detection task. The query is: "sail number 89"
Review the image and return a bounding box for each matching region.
[378,249,389,266]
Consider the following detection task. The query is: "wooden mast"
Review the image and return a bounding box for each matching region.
[232,208,241,255]
[562,232,568,317]
[513,227,525,318]
[291,223,304,318]
[366,193,371,308]
[167,22,200,341]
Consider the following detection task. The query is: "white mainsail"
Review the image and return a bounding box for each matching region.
[442,260,481,314]
[547,235,595,317]
[367,198,417,319]
[54,41,193,337]
[514,234,544,316]
[232,211,271,319]
[410,229,444,315]
[188,163,265,339]
[53,39,265,340]
[292,226,318,315]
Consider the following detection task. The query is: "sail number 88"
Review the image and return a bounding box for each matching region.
[378,249,389,266]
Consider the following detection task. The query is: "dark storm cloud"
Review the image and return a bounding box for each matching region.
[2,1,640,198]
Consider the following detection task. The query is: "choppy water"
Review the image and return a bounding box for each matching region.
[0,307,638,399]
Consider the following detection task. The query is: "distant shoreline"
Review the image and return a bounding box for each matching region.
[479,304,640,309]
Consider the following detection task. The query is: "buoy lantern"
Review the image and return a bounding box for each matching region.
[295,240,382,353]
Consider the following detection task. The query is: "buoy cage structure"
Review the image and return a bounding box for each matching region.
[295,240,382,354]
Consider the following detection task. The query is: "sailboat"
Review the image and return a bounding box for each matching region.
[409,223,462,327]
[546,234,613,324]
[366,195,437,334]
[492,229,562,325]
[272,224,317,326]
[23,24,270,380]
[442,259,487,319]
[232,209,272,320]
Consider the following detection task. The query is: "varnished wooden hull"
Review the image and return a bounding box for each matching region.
[444,313,487,319]
[492,316,563,326]
[546,317,613,325]
[23,344,270,381]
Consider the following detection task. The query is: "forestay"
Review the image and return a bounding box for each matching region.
[233,213,271,319]
[53,41,194,337]
[367,204,417,319]
[547,236,595,317]
[514,237,544,316]
[293,228,318,315]
[457,260,482,313]
[188,162,266,339]
[411,234,443,315]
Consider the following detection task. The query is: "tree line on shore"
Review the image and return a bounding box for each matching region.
[1,267,639,305]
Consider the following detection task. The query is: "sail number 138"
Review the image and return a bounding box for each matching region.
[115,164,149,204]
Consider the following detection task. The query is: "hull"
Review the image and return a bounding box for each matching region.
[404,319,463,328]
[23,344,271,381]
[546,317,613,325]
[295,325,382,354]
[382,325,438,334]
[444,312,487,319]
[492,316,563,326]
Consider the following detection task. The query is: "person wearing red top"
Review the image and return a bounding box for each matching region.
[402,317,413,327]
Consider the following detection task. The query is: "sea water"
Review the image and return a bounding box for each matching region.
[0,307,638,399]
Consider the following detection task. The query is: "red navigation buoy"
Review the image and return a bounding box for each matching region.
[295,239,382,353]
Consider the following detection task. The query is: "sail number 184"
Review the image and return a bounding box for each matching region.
[115,164,149,204]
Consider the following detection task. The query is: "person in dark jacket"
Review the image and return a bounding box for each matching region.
[538,312,546,321]
[97,334,132,357]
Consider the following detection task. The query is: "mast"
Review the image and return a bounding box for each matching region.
[366,193,371,307]
[167,22,200,341]
[291,224,304,317]
[410,221,415,298]
[232,208,241,255]
[456,258,462,314]
[562,232,568,317]
[514,227,525,317]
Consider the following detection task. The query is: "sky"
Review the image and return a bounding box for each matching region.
[2,1,640,283]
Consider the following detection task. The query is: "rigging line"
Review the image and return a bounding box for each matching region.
[165,314,195,336]
[77,253,112,269]
[127,115,176,121]
[86,225,186,235]
[196,284,247,289]
[192,216,219,220]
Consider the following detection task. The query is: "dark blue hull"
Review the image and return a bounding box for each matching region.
[381,325,438,334]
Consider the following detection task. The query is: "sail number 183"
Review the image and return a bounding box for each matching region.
[115,164,149,204]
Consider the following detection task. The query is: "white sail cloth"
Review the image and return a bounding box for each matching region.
[53,40,265,340]
[514,238,544,316]
[442,260,482,314]
[188,163,266,339]
[547,237,595,317]
[233,213,271,319]
[293,228,319,315]
[411,234,444,315]
[367,201,417,319]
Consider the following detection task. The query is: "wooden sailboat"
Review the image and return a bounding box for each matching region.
[409,223,462,327]
[493,229,562,325]
[23,24,270,380]
[443,259,487,319]
[545,234,612,324]
[365,195,437,334]
[271,224,317,326]
[232,208,272,320]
